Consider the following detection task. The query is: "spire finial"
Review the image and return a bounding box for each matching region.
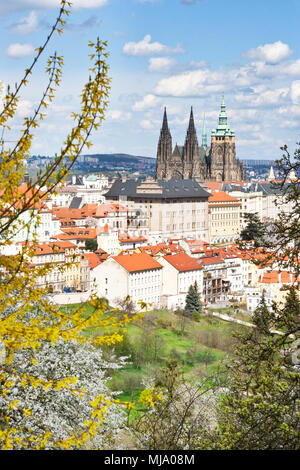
[221,92,225,108]
[188,106,196,133]
[162,107,169,131]
[202,113,207,148]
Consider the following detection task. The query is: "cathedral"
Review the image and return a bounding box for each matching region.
[155,96,244,182]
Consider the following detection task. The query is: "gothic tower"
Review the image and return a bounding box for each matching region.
[183,107,200,179]
[155,101,244,182]
[209,95,243,182]
[156,107,172,179]
[201,113,207,150]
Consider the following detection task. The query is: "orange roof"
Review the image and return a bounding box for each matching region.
[204,181,222,191]
[200,256,225,265]
[163,253,203,272]
[32,240,77,255]
[208,191,241,204]
[51,240,77,249]
[259,271,296,284]
[52,228,98,240]
[85,252,102,269]
[52,207,85,220]
[33,243,61,255]
[119,232,147,243]
[140,243,185,256]
[113,252,162,273]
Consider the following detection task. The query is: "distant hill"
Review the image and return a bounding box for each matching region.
[29,153,156,175]
[81,153,155,163]
[74,153,156,174]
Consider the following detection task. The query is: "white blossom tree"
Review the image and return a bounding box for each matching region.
[0,334,128,449]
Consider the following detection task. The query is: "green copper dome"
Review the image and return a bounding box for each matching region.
[201,113,207,149]
[211,94,235,137]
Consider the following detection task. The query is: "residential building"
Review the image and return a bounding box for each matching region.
[199,256,230,304]
[208,190,241,244]
[158,252,203,309]
[93,252,163,308]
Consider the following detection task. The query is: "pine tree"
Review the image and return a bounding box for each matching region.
[185,281,202,314]
[240,212,266,246]
[205,288,300,450]
[85,238,98,252]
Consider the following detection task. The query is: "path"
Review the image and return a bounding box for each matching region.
[211,311,294,338]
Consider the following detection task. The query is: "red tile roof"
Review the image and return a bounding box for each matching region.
[140,243,185,256]
[208,191,241,204]
[200,256,225,265]
[52,228,98,240]
[113,252,162,273]
[163,253,203,272]
[84,252,102,270]
[259,271,296,284]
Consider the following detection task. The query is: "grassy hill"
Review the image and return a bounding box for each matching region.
[82,308,243,402]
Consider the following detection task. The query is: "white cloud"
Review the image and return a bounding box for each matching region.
[11,11,38,34]
[154,68,224,97]
[148,57,177,73]
[123,34,184,57]
[278,119,299,129]
[244,41,292,65]
[278,105,300,118]
[5,43,35,58]
[140,119,155,129]
[290,81,300,104]
[235,86,289,107]
[0,0,108,14]
[148,57,207,74]
[132,94,161,111]
[107,110,132,121]
[16,99,34,117]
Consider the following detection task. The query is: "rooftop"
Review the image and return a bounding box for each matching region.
[208,191,241,204]
[112,252,162,273]
[105,178,211,200]
[163,253,203,272]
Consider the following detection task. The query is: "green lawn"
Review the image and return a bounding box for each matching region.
[58,303,240,403]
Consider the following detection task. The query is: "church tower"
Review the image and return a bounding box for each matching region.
[156,107,172,179]
[209,95,243,182]
[201,114,207,149]
[183,107,200,179]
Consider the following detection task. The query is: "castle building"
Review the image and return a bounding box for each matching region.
[155,96,244,182]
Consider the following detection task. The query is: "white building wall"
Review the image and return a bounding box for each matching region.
[224,257,244,292]
[93,258,128,305]
[93,258,162,308]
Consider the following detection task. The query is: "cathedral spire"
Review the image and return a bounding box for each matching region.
[184,106,199,164]
[156,107,172,178]
[268,165,275,182]
[202,113,207,149]
[188,106,196,133]
[162,106,169,131]
[219,93,228,127]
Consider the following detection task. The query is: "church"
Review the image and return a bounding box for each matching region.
[155,96,244,182]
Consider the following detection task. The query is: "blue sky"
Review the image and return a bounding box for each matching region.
[1,0,300,160]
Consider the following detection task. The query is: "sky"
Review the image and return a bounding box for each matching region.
[1,0,300,160]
